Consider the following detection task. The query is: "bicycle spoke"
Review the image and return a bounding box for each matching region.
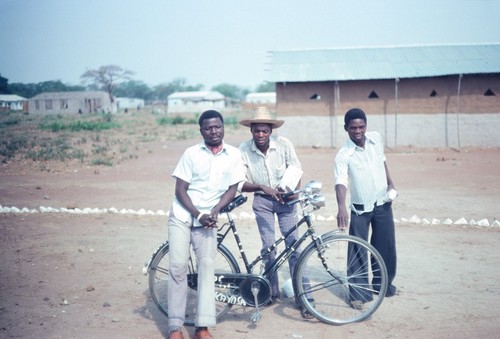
[294,234,388,325]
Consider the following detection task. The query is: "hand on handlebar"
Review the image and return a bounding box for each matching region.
[260,186,285,204]
[278,187,300,203]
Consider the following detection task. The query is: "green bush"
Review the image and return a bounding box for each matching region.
[39,120,118,132]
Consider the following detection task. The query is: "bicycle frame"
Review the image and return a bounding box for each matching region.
[216,197,326,283]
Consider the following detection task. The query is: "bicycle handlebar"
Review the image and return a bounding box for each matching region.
[220,181,324,214]
[220,194,248,214]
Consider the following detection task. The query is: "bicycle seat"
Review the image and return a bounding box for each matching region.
[220,195,248,213]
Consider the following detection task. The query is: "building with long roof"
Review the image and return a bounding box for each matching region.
[266,43,500,148]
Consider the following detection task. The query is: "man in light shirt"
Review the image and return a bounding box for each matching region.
[167,110,245,339]
[239,107,313,319]
[335,108,399,309]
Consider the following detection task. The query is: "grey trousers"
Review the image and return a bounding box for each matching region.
[252,195,300,298]
[167,214,217,330]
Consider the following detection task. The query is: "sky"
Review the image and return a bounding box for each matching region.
[1,0,499,90]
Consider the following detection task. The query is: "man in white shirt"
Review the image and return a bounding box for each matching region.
[167,110,245,339]
[334,108,398,309]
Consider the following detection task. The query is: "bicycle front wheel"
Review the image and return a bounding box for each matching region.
[148,242,240,326]
[294,233,388,325]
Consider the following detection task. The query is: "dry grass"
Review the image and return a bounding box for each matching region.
[0,108,243,174]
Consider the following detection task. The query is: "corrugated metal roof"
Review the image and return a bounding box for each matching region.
[266,43,500,82]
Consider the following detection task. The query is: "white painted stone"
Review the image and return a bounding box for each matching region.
[443,218,453,224]
[431,219,441,224]
[477,219,490,226]
[492,220,500,227]
[421,218,430,224]
[409,215,421,223]
[454,218,468,225]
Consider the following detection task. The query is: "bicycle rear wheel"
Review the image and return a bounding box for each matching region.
[148,242,240,326]
[294,233,388,325]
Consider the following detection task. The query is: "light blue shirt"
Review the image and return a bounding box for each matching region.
[172,141,245,226]
[334,131,388,215]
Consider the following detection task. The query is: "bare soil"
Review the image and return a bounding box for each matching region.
[1,129,499,338]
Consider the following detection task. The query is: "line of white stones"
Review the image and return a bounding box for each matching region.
[1,205,498,227]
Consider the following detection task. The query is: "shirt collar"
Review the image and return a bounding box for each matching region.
[199,141,228,154]
[250,136,277,154]
[346,134,376,154]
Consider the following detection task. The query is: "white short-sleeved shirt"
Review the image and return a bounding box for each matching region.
[334,131,388,215]
[171,141,245,226]
[239,135,302,192]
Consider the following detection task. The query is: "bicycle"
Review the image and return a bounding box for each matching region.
[143,181,388,326]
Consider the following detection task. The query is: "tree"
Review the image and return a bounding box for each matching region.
[255,82,275,93]
[211,83,248,101]
[150,78,204,102]
[115,80,152,101]
[0,74,10,94]
[8,80,85,98]
[81,65,133,102]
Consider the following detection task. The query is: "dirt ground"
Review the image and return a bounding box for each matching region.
[1,130,500,339]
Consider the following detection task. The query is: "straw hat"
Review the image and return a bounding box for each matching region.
[239,107,285,128]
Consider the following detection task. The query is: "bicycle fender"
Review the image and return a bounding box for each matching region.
[142,241,168,275]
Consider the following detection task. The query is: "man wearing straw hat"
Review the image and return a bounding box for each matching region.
[239,107,313,319]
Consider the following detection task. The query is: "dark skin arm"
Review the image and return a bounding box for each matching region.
[175,178,239,228]
[241,180,301,204]
[335,183,349,230]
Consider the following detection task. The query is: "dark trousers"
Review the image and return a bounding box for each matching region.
[348,202,397,301]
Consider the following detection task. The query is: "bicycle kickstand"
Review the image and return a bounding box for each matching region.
[250,281,262,323]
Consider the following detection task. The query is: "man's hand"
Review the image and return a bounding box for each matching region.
[337,206,349,230]
[261,186,285,203]
[197,213,218,229]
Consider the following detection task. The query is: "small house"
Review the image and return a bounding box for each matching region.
[116,97,145,111]
[167,91,225,114]
[0,94,28,112]
[243,92,276,111]
[28,91,114,114]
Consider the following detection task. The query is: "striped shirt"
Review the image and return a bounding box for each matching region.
[239,135,301,192]
[172,141,245,226]
[334,131,388,215]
